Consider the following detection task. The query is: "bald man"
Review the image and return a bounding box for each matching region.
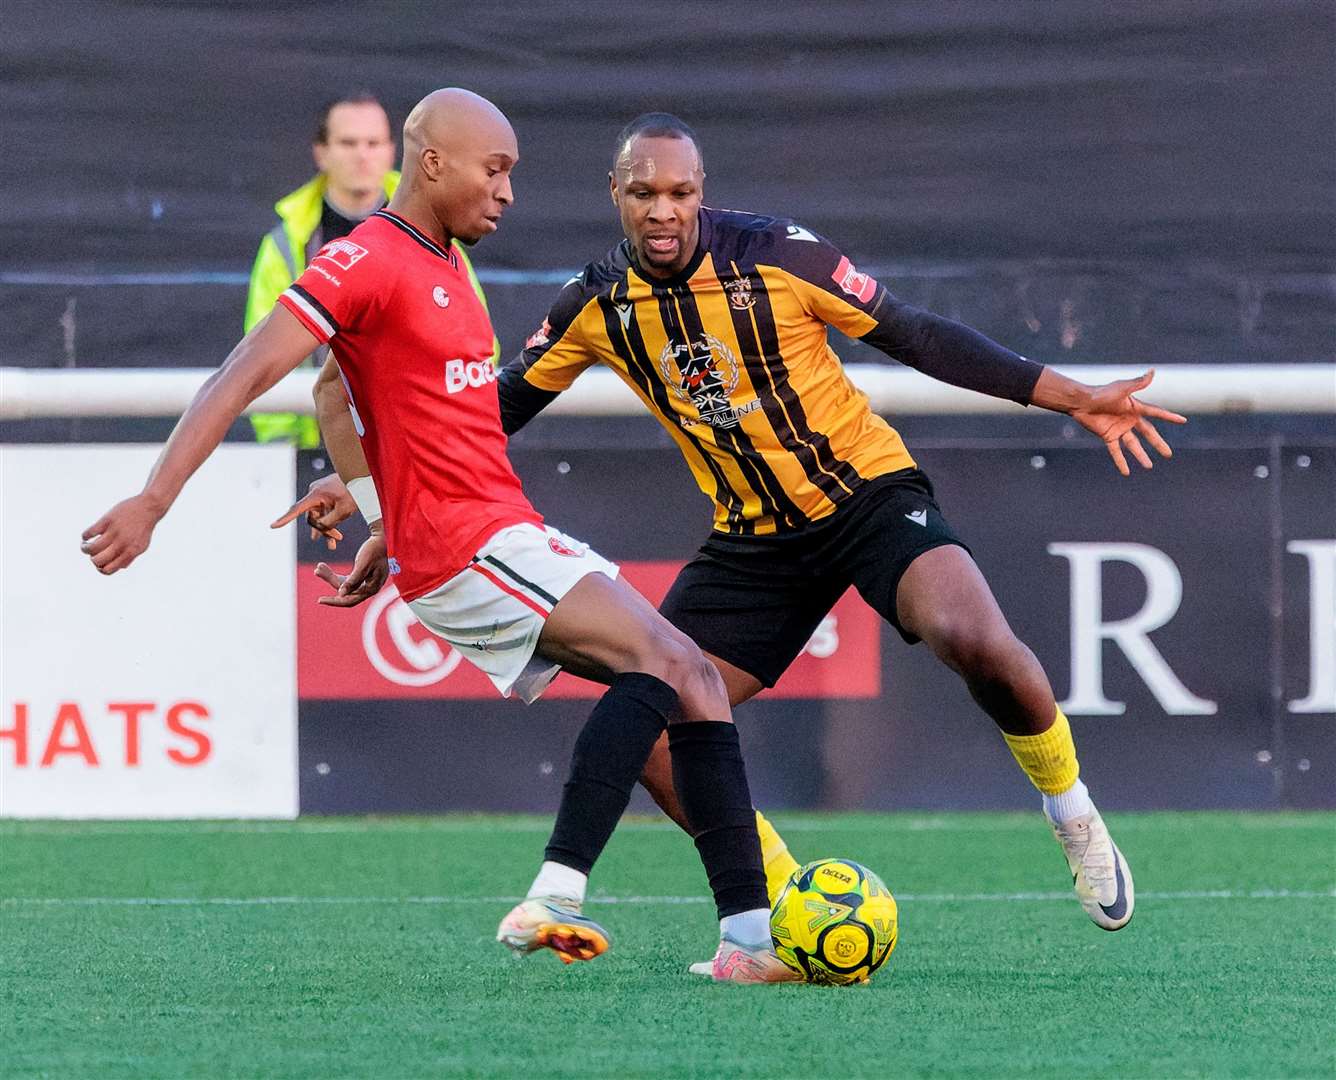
[81,89,796,984]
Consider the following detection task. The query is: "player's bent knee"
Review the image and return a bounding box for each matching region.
[679,658,734,723]
[653,636,706,690]
[614,622,686,681]
[642,639,731,720]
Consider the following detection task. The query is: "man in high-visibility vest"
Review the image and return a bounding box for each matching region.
[245,92,497,446]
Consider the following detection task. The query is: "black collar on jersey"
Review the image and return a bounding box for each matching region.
[374,210,460,268]
[627,206,714,289]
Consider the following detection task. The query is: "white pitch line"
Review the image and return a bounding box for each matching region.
[2,888,1332,909]
[3,815,1331,837]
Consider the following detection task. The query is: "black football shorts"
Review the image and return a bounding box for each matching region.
[659,468,968,688]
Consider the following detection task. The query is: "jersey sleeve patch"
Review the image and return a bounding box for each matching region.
[525,317,552,350]
[831,255,878,304]
[311,238,369,271]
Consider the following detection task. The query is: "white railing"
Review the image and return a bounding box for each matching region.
[1,363,1333,420]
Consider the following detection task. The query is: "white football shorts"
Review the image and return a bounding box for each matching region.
[407,522,619,703]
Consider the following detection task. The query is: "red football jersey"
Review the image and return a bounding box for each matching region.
[277,210,542,602]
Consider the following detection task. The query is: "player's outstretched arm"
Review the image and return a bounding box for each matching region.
[1031,367,1187,476]
[780,227,1046,404]
[81,306,321,575]
[774,224,1186,475]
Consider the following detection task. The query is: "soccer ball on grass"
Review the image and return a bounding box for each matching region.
[770,858,898,985]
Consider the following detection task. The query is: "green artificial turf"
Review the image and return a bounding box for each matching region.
[2,812,1333,1079]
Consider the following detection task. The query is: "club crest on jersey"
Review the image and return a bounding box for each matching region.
[658,334,759,431]
[831,255,877,303]
[432,286,450,308]
[547,535,586,558]
[313,239,369,271]
[723,276,755,310]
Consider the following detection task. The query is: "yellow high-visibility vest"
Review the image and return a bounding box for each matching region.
[243,170,499,447]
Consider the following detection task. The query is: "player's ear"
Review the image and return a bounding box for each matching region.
[608,171,619,208]
[312,141,329,173]
[420,146,442,182]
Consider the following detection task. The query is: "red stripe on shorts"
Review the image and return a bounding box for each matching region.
[466,562,552,618]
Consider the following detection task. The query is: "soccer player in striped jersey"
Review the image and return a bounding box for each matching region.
[80,91,796,984]
[496,113,1190,938]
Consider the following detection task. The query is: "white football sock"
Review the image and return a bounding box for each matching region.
[526,861,588,904]
[720,908,771,947]
[1043,778,1094,825]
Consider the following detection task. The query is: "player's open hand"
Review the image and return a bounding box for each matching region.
[1068,370,1187,476]
[271,473,355,549]
[314,531,389,607]
[81,493,165,575]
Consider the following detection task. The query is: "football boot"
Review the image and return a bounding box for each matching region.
[707,935,800,984]
[1049,807,1135,931]
[496,897,610,963]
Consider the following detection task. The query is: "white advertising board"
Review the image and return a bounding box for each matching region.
[0,444,297,818]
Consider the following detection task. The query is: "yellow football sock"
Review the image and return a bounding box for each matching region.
[755,810,801,904]
[1002,707,1080,796]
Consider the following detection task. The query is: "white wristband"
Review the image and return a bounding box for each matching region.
[346,475,382,524]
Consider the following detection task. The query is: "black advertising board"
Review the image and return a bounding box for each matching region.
[296,441,1335,812]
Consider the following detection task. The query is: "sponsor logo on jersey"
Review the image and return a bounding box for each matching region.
[525,319,551,350]
[832,255,877,303]
[905,509,928,527]
[313,239,369,271]
[614,301,634,328]
[786,224,819,242]
[432,285,450,308]
[658,334,759,430]
[445,358,497,395]
[724,276,755,310]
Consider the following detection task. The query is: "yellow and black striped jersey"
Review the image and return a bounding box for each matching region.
[504,207,1042,536]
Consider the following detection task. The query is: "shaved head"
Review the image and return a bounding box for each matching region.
[395,87,518,245]
[403,88,512,163]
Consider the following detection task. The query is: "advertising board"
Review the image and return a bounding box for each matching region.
[0,445,297,818]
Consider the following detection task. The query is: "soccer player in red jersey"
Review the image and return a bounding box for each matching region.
[79,89,795,984]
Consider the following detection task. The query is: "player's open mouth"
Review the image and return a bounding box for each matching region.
[645,236,679,256]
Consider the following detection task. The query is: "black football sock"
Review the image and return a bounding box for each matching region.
[542,672,676,875]
[668,720,769,919]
